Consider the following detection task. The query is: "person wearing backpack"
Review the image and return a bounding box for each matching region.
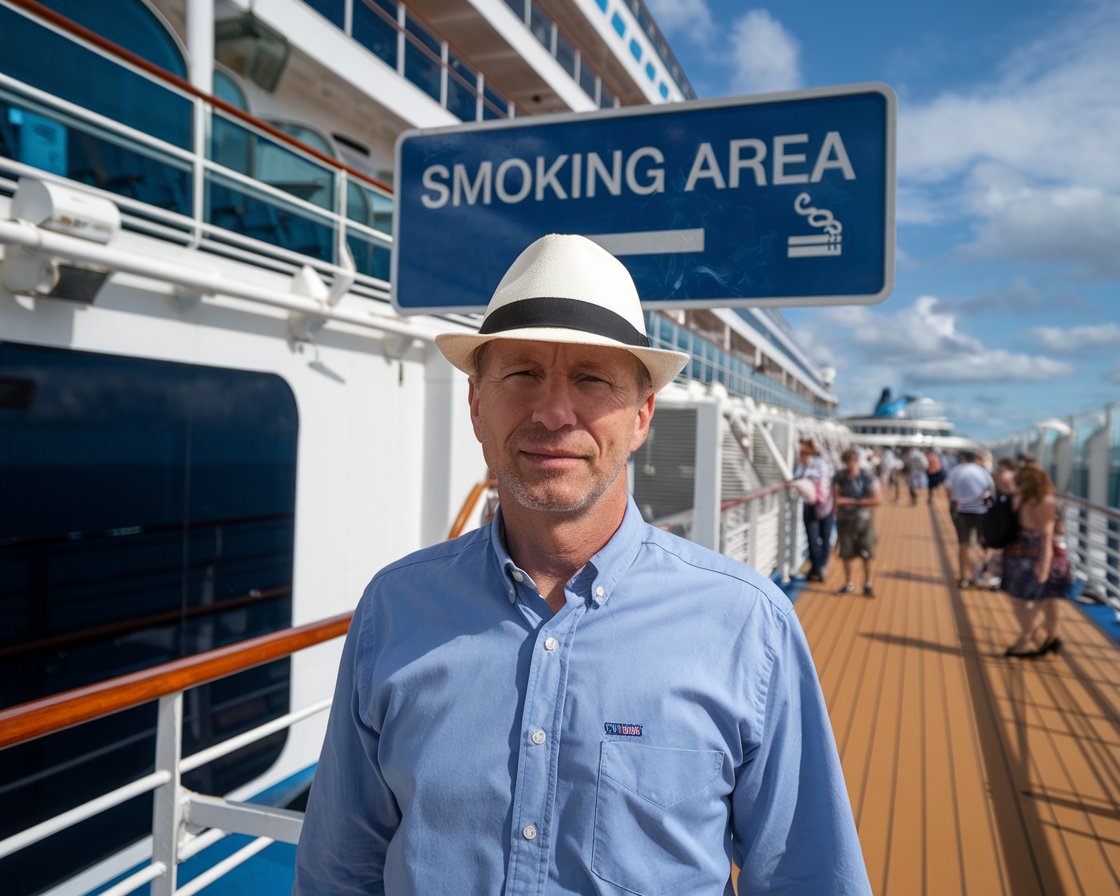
[977,457,1019,588]
[945,450,995,588]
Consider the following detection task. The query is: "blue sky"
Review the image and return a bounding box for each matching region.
[646,0,1119,440]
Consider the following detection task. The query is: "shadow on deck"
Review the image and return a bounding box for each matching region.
[796,495,1120,895]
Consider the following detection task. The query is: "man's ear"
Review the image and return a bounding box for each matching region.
[468,377,483,442]
[629,392,655,453]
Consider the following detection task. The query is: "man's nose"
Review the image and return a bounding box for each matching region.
[531,376,578,430]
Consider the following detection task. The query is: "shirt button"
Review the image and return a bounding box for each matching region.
[512,570,524,583]
[594,586,606,603]
[543,636,558,652]
[522,823,538,840]
[531,729,546,745]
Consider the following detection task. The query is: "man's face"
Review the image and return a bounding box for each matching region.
[468,339,654,516]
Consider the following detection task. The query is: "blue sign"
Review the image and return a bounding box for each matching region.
[392,84,895,314]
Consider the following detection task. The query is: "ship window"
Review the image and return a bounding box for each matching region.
[353,0,399,70]
[629,38,642,62]
[611,11,626,37]
[213,68,249,111]
[37,0,187,78]
[0,342,297,895]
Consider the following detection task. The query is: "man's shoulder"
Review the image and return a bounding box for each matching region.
[638,524,794,617]
[375,524,491,582]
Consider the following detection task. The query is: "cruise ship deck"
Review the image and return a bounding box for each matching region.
[796,493,1120,895]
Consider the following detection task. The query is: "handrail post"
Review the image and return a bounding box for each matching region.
[151,692,185,896]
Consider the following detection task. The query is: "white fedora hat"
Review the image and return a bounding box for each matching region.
[435,234,689,392]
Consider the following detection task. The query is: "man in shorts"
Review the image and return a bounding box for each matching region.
[945,449,995,588]
[833,448,880,596]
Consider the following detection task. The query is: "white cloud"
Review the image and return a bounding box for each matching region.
[1031,322,1120,353]
[728,10,802,95]
[959,184,1120,279]
[800,297,1075,390]
[899,1,1120,189]
[904,350,1074,385]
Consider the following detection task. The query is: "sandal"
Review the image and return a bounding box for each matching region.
[836,583,855,595]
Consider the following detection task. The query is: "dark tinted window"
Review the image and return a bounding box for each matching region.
[0,4,191,149]
[39,0,187,78]
[0,343,298,895]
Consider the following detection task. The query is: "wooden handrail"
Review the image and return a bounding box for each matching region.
[720,482,795,512]
[0,612,352,751]
[448,478,496,540]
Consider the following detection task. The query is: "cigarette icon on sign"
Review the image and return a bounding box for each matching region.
[787,233,842,258]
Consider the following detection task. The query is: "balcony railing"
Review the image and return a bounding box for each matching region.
[0,0,394,292]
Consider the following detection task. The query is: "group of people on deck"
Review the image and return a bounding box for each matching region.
[793,442,1074,658]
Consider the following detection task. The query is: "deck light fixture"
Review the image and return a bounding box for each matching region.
[3,177,120,304]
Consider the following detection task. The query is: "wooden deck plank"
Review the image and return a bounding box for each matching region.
[794,494,1120,894]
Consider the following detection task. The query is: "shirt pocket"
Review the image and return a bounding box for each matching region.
[592,742,725,895]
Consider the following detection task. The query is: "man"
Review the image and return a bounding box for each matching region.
[945,449,995,588]
[832,448,880,597]
[793,438,835,582]
[293,235,870,895]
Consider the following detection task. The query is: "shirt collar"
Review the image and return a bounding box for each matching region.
[486,495,647,608]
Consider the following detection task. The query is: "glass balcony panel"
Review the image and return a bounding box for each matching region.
[368,189,393,235]
[353,0,398,68]
[206,174,336,263]
[1,99,192,216]
[346,180,370,225]
[404,16,442,102]
[555,31,577,79]
[599,84,615,108]
[347,231,391,281]
[447,53,479,121]
[211,115,335,212]
[529,4,552,50]
[503,0,526,20]
[482,85,509,120]
[304,0,346,28]
[579,64,597,102]
[0,5,191,150]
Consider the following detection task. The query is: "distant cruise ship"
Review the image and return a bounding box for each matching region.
[843,388,975,451]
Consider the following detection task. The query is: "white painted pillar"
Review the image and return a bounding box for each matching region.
[421,345,484,546]
[186,0,215,93]
[186,0,214,247]
[692,399,723,552]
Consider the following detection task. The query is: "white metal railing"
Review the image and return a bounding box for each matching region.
[1060,494,1120,618]
[0,0,395,289]
[0,616,350,896]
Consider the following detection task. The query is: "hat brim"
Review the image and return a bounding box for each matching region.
[435,327,689,393]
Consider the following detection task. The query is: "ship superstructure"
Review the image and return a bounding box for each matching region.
[0,2,842,893]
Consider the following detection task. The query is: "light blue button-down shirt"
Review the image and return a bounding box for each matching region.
[293,498,870,895]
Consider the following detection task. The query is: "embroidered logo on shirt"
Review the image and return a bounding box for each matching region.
[604,722,643,737]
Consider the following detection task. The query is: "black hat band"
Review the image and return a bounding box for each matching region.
[478,296,649,348]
